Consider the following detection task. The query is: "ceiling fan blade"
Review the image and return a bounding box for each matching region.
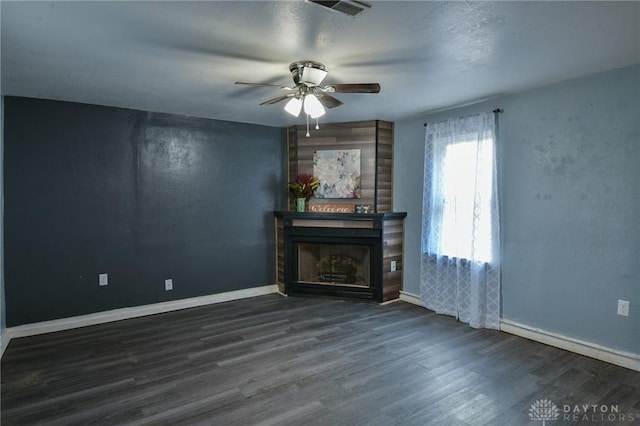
[318,94,343,109]
[259,94,293,105]
[235,82,295,90]
[325,83,381,93]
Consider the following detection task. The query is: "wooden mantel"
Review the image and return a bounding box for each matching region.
[274,212,407,302]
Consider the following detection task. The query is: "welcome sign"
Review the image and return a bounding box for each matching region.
[308,204,355,213]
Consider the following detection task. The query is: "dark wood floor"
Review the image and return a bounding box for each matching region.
[2,294,639,425]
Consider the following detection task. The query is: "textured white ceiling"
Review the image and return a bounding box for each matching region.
[2,1,639,127]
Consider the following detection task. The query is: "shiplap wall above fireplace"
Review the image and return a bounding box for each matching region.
[286,120,394,213]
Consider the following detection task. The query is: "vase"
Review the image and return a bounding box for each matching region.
[295,198,306,212]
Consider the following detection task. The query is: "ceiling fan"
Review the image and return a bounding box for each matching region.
[235,60,380,134]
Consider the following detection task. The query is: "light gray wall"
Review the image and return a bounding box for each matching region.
[394,64,640,355]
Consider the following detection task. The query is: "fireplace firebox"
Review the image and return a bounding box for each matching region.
[275,212,406,302]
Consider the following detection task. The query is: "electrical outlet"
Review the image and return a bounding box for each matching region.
[390,261,397,272]
[99,273,108,286]
[165,279,173,291]
[617,300,629,317]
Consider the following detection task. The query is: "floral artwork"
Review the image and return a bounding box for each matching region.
[313,149,361,199]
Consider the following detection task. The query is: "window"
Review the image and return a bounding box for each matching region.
[423,113,498,264]
[420,111,501,329]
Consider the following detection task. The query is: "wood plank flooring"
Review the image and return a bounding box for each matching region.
[2,294,639,425]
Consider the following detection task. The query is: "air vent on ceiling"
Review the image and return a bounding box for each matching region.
[308,0,371,17]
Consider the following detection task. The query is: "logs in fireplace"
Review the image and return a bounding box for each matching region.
[316,253,360,284]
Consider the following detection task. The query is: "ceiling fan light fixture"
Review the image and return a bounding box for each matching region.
[303,94,325,118]
[284,97,303,117]
[300,67,328,86]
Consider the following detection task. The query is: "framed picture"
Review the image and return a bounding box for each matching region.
[313,149,361,199]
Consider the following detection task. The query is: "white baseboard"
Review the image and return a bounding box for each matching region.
[399,291,425,307]
[501,319,640,372]
[3,285,279,347]
[399,291,640,372]
[1,329,9,358]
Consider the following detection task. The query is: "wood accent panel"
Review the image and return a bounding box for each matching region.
[275,217,285,293]
[382,218,404,301]
[376,121,394,213]
[287,120,393,212]
[286,126,298,211]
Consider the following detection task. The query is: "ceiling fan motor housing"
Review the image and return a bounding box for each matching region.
[289,61,328,87]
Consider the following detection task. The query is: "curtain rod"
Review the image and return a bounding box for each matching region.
[423,108,503,127]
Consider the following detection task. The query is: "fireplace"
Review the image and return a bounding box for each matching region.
[275,212,406,302]
[288,227,382,300]
[297,243,371,286]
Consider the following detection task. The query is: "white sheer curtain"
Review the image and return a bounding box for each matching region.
[420,111,501,329]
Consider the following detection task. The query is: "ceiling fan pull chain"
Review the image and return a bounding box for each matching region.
[315,117,320,130]
[306,113,310,137]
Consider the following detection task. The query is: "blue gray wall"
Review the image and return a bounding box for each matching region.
[394,64,640,355]
[4,97,285,326]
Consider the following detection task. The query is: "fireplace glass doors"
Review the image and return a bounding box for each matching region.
[295,243,371,288]
[284,222,384,300]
